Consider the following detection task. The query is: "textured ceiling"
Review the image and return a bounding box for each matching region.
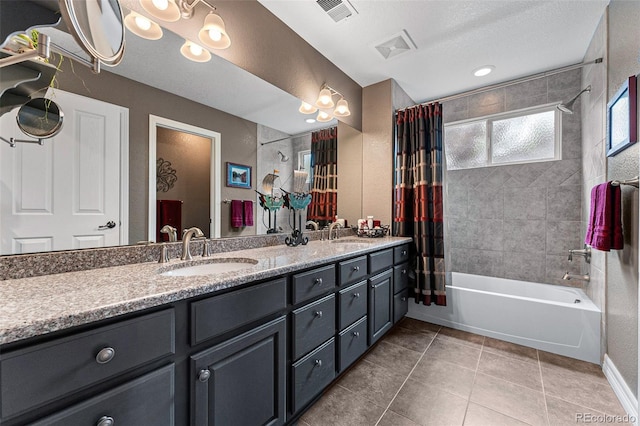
[46,0,609,134]
[259,0,609,103]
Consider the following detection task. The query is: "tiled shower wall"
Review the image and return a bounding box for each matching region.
[444,68,584,286]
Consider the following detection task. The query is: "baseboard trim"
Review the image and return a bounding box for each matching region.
[603,354,638,426]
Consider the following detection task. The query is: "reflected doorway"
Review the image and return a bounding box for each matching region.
[148,115,221,241]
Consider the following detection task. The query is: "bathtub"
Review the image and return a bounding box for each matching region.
[407,272,601,363]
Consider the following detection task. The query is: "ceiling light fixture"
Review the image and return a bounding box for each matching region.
[473,65,495,77]
[305,118,317,124]
[180,40,211,62]
[124,12,163,40]
[125,0,231,59]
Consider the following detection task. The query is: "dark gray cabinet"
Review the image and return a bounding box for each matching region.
[368,269,393,345]
[31,365,175,426]
[1,241,411,425]
[191,316,287,426]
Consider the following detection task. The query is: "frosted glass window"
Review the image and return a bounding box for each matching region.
[491,111,555,164]
[444,122,487,170]
[443,105,559,170]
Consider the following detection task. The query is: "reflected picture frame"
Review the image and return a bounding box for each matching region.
[226,162,252,189]
[606,75,637,157]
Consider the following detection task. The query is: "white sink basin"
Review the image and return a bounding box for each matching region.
[161,258,258,277]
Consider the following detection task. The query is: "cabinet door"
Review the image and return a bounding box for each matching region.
[394,288,409,324]
[368,269,393,345]
[191,316,286,426]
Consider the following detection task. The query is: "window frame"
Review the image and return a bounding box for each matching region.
[444,102,562,170]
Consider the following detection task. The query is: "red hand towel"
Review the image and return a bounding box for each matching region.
[243,200,254,227]
[156,199,182,242]
[230,200,243,228]
[585,182,623,251]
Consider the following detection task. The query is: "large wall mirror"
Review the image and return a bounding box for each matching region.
[0,5,363,255]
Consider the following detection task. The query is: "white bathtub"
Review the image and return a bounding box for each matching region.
[407,272,601,363]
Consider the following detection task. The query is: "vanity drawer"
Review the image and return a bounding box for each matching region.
[292,294,335,359]
[394,263,410,293]
[338,316,367,373]
[369,248,394,275]
[1,309,175,421]
[394,288,410,324]
[394,244,410,264]
[31,364,175,426]
[338,256,368,286]
[191,278,287,345]
[292,264,335,304]
[338,280,367,330]
[291,338,335,414]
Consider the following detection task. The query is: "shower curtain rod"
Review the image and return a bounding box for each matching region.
[260,125,336,146]
[397,57,603,112]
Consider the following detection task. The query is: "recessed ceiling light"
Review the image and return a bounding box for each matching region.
[305,118,316,124]
[474,65,495,77]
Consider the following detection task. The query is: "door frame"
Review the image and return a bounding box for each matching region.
[148,115,221,240]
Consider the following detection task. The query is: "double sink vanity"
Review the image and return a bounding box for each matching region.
[0,236,412,425]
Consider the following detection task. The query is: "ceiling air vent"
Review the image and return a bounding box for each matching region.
[372,30,417,60]
[316,0,358,23]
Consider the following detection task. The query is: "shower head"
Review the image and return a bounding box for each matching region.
[557,85,591,114]
[277,151,289,162]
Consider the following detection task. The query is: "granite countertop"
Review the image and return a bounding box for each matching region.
[0,237,411,346]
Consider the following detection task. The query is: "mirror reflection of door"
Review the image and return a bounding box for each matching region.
[0,89,128,255]
[148,115,221,242]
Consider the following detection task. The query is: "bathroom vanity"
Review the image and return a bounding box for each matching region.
[0,237,411,425]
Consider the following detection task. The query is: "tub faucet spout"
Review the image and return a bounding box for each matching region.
[562,272,590,282]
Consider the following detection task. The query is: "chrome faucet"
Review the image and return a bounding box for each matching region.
[181,227,204,260]
[562,272,590,282]
[160,225,178,242]
[328,222,342,240]
[306,220,319,231]
[568,246,591,263]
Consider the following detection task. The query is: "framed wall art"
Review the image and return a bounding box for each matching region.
[226,162,252,189]
[607,75,637,157]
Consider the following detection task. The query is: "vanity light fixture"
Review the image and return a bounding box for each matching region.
[317,110,333,122]
[128,0,231,50]
[299,101,318,115]
[308,84,351,117]
[140,0,181,21]
[180,40,211,62]
[124,12,163,40]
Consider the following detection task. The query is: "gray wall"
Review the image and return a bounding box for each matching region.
[603,0,640,397]
[444,69,584,286]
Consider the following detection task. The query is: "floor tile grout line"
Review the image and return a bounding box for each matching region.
[460,335,486,425]
[373,326,441,426]
[536,349,552,426]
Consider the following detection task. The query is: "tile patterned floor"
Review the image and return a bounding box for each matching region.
[299,318,631,426]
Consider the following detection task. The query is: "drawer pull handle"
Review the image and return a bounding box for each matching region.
[315,310,323,318]
[402,250,407,256]
[96,416,114,426]
[198,369,211,382]
[402,297,407,302]
[402,269,407,275]
[352,331,360,338]
[314,359,322,367]
[352,292,360,298]
[352,266,360,272]
[314,277,323,286]
[96,347,115,364]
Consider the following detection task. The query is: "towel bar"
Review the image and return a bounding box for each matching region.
[611,176,639,188]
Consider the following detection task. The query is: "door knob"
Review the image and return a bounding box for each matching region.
[98,221,117,230]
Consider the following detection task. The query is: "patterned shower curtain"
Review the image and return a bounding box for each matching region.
[394,103,446,306]
[307,127,337,227]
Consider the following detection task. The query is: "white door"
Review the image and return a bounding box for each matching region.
[0,90,128,254]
